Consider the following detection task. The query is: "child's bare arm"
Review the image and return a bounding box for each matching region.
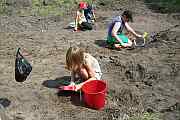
[112,22,124,45]
[74,63,96,91]
[125,22,142,37]
[84,59,96,79]
[92,10,96,21]
[71,71,75,82]
[74,11,79,31]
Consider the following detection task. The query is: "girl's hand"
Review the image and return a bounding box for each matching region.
[74,27,78,31]
[136,34,142,38]
[75,84,82,91]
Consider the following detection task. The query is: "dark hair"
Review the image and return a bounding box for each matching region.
[122,10,133,22]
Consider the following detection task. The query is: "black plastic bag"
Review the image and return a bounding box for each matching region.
[15,48,32,82]
[79,22,93,31]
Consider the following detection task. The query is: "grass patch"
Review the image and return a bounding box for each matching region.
[0,0,92,16]
[129,112,162,120]
[0,0,8,15]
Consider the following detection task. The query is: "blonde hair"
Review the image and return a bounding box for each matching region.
[66,46,85,70]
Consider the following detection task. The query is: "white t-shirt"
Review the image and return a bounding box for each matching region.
[84,53,102,80]
[77,10,87,24]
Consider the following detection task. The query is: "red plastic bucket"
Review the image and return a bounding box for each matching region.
[82,80,107,110]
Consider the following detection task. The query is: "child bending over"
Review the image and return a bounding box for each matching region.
[66,46,102,91]
[107,10,142,49]
[74,2,93,31]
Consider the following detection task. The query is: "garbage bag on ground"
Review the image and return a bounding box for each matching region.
[15,48,32,82]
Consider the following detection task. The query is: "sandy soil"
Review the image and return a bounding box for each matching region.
[0,0,180,120]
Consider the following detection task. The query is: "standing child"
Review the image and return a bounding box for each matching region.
[65,46,102,91]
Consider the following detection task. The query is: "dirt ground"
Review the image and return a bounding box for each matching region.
[0,0,180,120]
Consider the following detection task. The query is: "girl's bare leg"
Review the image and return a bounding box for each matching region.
[114,44,122,49]
[114,38,132,48]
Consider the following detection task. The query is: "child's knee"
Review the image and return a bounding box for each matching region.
[80,68,89,80]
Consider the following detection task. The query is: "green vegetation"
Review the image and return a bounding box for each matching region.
[0,0,8,15]
[129,112,162,120]
[31,0,65,16]
[0,0,179,16]
[0,0,92,16]
[144,0,180,13]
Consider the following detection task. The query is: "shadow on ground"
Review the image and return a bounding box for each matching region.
[57,90,85,107]
[43,76,86,107]
[94,39,107,48]
[0,98,11,108]
[42,76,71,88]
